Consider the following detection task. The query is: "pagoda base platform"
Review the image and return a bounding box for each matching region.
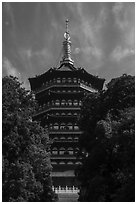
[51,170,78,187]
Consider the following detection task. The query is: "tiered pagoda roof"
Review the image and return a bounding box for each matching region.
[28,19,105,188]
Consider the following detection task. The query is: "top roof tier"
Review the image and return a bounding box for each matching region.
[28,20,105,91]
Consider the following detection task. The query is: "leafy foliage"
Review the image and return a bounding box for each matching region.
[2,76,56,201]
[76,74,135,202]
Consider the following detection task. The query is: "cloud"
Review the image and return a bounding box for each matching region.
[33,48,51,59]
[2,57,30,89]
[110,46,134,62]
[17,47,53,75]
[3,2,17,42]
[112,2,135,49]
[81,46,102,60]
[3,57,20,77]
[4,2,15,27]
[69,2,109,70]
[2,2,135,87]
[19,47,52,61]
[108,2,135,71]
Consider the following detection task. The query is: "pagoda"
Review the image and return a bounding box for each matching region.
[28,20,105,188]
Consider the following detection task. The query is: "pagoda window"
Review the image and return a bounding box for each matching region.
[68,90,71,92]
[57,78,61,83]
[62,78,66,83]
[73,78,77,83]
[73,100,78,106]
[61,100,66,106]
[68,100,72,106]
[67,123,73,130]
[59,147,65,155]
[68,112,72,116]
[75,148,79,154]
[75,161,81,165]
[54,137,58,141]
[51,161,57,165]
[49,123,53,130]
[56,112,60,116]
[61,112,66,116]
[68,137,72,141]
[67,161,73,165]
[55,100,60,106]
[79,100,82,106]
[60,123,66,130]
[54,123,59,130]
[59,161,65,165]
[74,125,79,130]
[68,78,72,83]
[51,100,54,105]
[67,147,73,155]
[69,126,73,130]
[74,112,77,116]
[52,147,58,155]
[60,137,65,140]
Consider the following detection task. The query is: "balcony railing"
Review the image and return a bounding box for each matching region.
[34,105,81,117]
[53,139,78,143]
[49,130,82,134]
[47,114,79,118]
[35,82,80,93]
[52,186,79,194]
[49,90,84,95]
[50,128,79,131]
[51,156,76,159]
[35,81,97,94]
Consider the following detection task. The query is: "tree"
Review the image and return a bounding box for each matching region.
[76,74,135,202]
[2,76,56,201]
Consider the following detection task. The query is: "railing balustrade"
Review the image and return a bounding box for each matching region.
[49,127,80,132]
[49,130,82,134]
[52,185,79,194]
[36,82,80,93]
[35,81,94,94]
[34,104,81,116]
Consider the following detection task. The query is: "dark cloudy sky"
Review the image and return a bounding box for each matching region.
[2,2,135,89]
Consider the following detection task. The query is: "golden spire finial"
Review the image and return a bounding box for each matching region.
[60,19,74,66]
[64,19,70,40]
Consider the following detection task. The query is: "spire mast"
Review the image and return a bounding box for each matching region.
[66,19,69,33]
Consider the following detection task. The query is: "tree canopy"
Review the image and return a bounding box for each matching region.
[2,76,56,201]
[76,74,135,202]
